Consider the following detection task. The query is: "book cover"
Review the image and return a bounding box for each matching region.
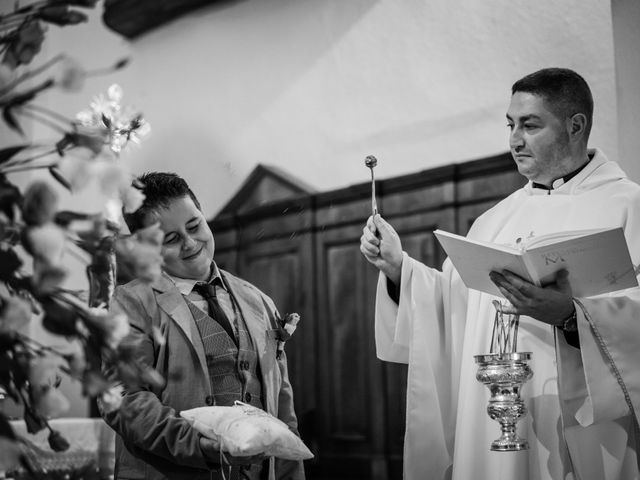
[433,227,638,298]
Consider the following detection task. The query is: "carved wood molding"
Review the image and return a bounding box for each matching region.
[102,0,239,39]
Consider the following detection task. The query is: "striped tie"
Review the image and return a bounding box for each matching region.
[193,282,237,345]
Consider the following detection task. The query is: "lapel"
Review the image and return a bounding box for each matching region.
[221,271,279,414]
[222,271,268,358]
[152,273,209,385]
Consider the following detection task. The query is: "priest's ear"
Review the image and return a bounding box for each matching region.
[567,113,588,143]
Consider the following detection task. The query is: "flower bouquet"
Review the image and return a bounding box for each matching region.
[0,1,164,476]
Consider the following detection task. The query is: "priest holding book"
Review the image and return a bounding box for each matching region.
[360,68,640,480]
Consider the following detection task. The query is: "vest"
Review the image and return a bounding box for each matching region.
[185,297,264,410]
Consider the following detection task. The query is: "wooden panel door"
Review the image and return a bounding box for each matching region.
[379,207,455,476]
[234,231,318,454]
[314,219,386,479]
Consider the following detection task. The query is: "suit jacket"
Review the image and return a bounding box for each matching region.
[101,269,305,480]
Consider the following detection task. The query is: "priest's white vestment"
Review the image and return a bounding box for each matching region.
[375,149,640,480]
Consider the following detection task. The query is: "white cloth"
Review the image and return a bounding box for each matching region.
[376,149,640,480]
[10,418,115,472]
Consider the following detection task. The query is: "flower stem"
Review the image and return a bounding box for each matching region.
[22,103,73,126]
[64,242,91,265]
[2,1,50,20]
[15,332,67,359]
[0,161,58,174]
[86,58,130,77]
[0,54,65,97]
[0,14,33,32]
[12,107,67,133]
[52,290,90,316]
[1,147,59,169]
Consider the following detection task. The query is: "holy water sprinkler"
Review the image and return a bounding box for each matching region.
[364,155,378,216]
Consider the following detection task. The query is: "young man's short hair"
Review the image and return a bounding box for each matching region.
[124,172,201,233]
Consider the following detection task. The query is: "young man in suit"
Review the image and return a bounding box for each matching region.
[101,172,305,480]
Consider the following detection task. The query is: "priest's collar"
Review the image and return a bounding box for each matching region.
[532,155,592,192]
[168,262,227,296]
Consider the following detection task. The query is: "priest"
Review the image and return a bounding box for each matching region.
[360,68,640,480]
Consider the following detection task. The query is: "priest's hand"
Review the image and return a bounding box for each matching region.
[488,269,575,326]
[360,214,403,285]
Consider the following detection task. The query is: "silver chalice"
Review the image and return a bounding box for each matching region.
[474,301,533,451]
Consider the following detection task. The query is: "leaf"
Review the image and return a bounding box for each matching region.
[47,429,69,452]
[129,114,142,130]
[2,108,24,136]
[114,57,130,69]
[54,209,92,227]
[55,133,73,156]
[40,297,79,337]
[0,437,24,473]
[66,0,100,7]
[23,408,46,435]
[0,413,17,440]
[0,249,23,281]
[34,389,70,418]
[40,8,88,26]
[48,166,71,191]
[0,145,28,166]
[82,370,109,397]
[0,176,23,221]
[4,78,54,113]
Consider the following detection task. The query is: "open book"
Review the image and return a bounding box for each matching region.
[433,227,638,298]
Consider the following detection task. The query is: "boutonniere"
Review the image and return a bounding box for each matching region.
[276,313,300,359]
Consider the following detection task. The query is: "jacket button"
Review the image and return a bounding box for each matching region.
[205,395,214,406]
[244,392,252,403]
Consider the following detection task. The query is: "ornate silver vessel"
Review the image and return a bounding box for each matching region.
[474,301,533,451]
[474,352,533,451]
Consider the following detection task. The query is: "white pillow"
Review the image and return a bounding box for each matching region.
[180,402,313,461]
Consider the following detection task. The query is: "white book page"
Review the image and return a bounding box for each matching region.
[434,230,531,297]
[525,227,638,296]
[523,227,609,249]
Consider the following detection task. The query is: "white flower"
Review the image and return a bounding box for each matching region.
[34,388,71,418]
[32,259,68,294]
[108,312,130,349]
[91,161,128,197]
[0,63,17,94]
[85,307,130,350]
[57,154,93,191]
[29,353,65,389]
[23,223,66,264]
[59,340,86,378]
[75,109,94,125]
[103,198,122,225]
[0,294,32,333]
[115,227,164,284]
[98,383,124,414]
[87,93,114,120]
[120,185,145,214]
[75,84,149,155]
[129,119,151,144]
[108,84,123,104]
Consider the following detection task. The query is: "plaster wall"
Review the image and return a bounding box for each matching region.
[37,0,619,218]
[612,0,640,182]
